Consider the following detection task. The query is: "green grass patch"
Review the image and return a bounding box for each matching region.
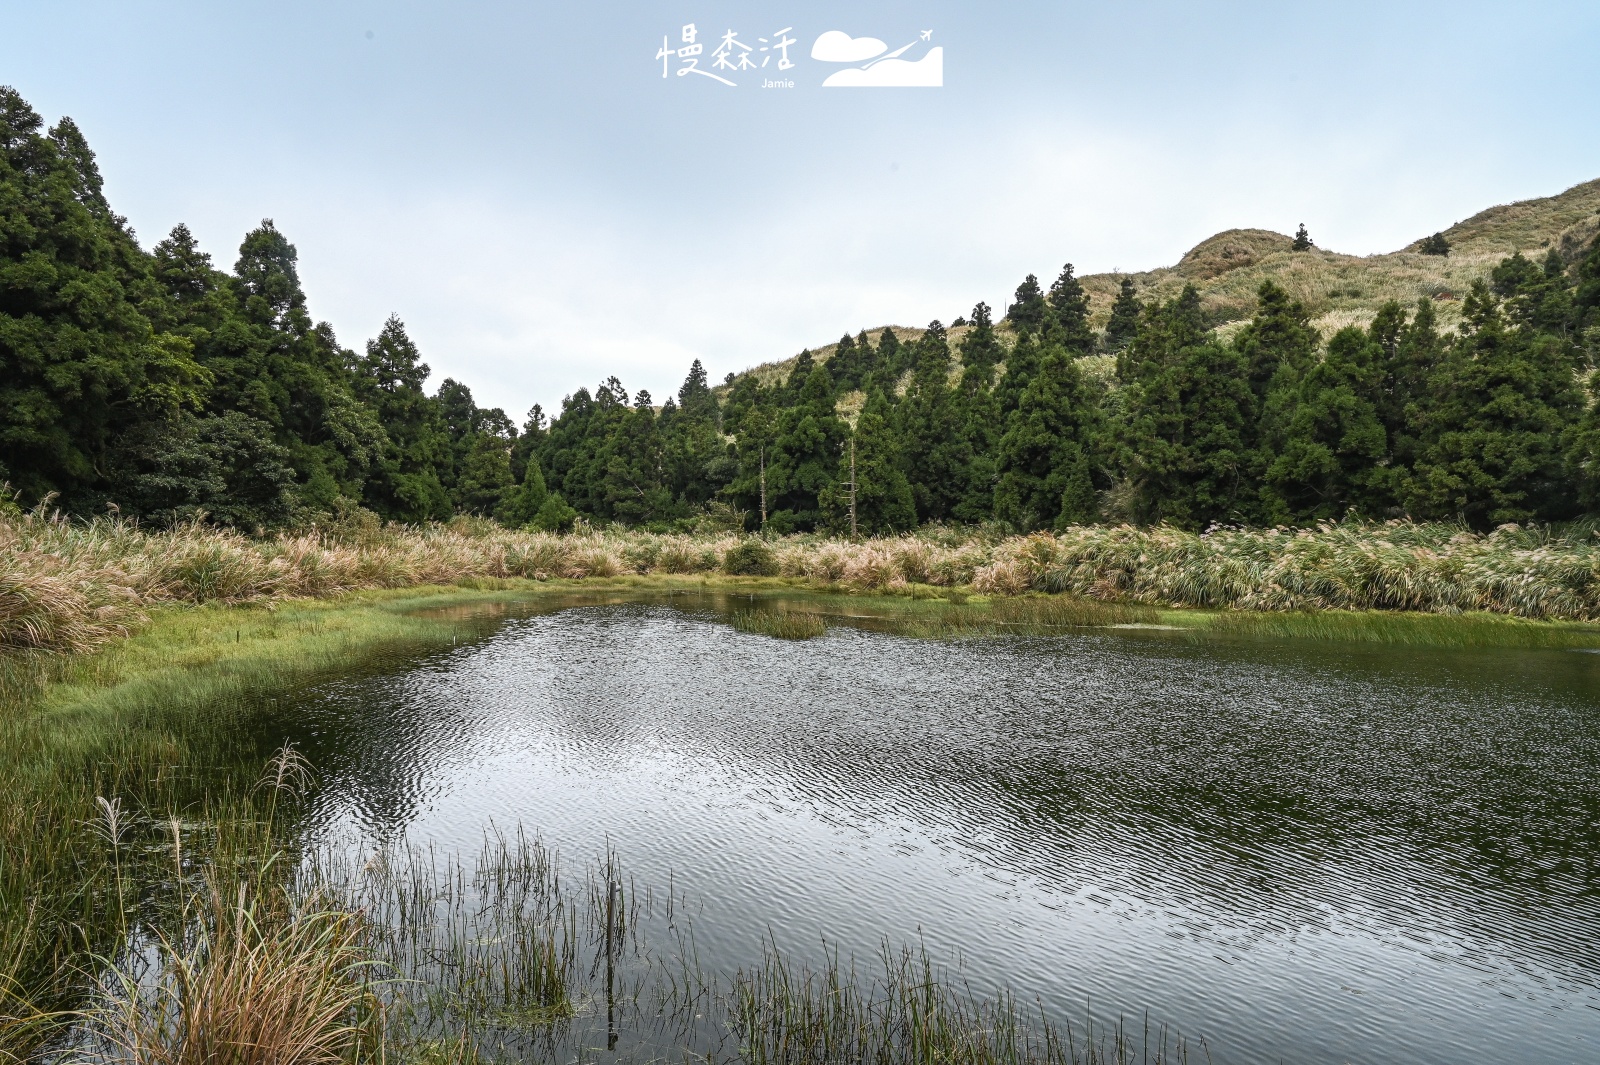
[1161,606,1600,648]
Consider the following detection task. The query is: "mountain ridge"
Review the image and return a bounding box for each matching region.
[731,176,1600,390]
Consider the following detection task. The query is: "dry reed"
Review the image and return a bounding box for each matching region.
[6,503,1600,664]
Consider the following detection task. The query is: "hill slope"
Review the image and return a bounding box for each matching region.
[734,176,1600,388]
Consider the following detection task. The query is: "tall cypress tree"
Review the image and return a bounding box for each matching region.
[1104,278,1142,352]
[1263,326,1390,522]
[1006,273,1048,334]
[821,390,915,534]
[1407,280,1582,525]
[1047,263,1095,355]
[994,346,1101,530]
[894,322,971,522]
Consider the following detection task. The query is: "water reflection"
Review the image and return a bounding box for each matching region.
[273,595,1600,1065]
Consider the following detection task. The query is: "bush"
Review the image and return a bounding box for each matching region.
[529,493,578,533]
[723,539,779,576]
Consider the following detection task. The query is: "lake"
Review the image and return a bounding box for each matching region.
[268,591,1600,1064]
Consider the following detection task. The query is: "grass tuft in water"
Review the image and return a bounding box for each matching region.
[731,610,829,640]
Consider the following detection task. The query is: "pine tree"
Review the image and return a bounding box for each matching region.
[1418,232,1451,256]
[1291,223,1314,252]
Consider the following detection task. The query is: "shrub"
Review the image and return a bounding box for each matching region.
[723,540,779,577]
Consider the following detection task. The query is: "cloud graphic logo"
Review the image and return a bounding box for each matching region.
[823,47,943,88]
[810,30,888,63]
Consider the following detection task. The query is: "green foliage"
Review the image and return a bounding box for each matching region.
[821,391,916,535]
[722,539,779,576]
[529,492,578,532]
[1104,278,1142,351]
[6,86,1600,539]
[1291,223,1314,251]
[109,411,298,530]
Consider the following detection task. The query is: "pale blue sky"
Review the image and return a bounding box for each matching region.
[4,1,1598,419]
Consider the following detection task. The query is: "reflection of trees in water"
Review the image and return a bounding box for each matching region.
[274,599,1600,982]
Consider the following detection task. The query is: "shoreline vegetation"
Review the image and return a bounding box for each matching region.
[6,505,1600,668]
[4,515,1597,1062]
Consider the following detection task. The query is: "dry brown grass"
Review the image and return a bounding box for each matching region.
[725,176,1600,393]
[6,503,1600,664]
[82,875,382,1065]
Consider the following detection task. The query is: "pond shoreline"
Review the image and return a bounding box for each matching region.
[5,577,1599,1062]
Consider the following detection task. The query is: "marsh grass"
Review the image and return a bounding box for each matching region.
[1197,608,1600,648]
[735,942,1190,1065]
[80,875,385,1065]
[732,609,829,640]
[11,506,1600,665]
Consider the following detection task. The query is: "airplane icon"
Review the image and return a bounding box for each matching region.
[920,30,932,41]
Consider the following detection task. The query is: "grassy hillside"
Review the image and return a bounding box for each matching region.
[732,176,1600,389]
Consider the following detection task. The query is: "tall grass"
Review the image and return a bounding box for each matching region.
[7,505,1600,663]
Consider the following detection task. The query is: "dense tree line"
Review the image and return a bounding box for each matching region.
[5,86,1600,535]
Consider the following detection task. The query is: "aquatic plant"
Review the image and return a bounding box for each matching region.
[731,609,829,640]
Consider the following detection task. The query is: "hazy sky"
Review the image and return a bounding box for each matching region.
[4,1,1598,420]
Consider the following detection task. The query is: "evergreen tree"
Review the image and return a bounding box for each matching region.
[0,89,205,509]
[1104,278,1142,352]
[956,303,1004,388]
[1291,223,1314,252]
[495,450,549,527]
[994,347,1101,530]
[820,391,915,534]
[1006,273,1048,334]
[894,322,972,522]
[1046,263,1095,355]
[1263,326,1391,522]
[1407,281,1582,525]
[1419,232,1451,256]
[354,315,451,521]
[1115,287,1255,528]
[764,363,846,531]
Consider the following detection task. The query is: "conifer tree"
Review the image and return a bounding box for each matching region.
[1115,287,1254,527]
[764,364,845,531]
[0,89,204,509]
[893,322,972,522]
[1046,263,1095,355]
[1006,274,1048,334]
[1263,326,1390,521]
[1104,278,1142,352]
[820,391,915,534]
[1291,223,1314,252]
[1407,281,1582,525]
[994,347,1101,530]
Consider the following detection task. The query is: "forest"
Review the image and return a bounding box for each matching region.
[6,84,1600,536]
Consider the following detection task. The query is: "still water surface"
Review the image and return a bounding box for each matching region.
[273,594,1600,1064]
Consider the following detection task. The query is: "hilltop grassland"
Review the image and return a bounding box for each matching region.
[6,507,1600,667]
[738,176,1600,388]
